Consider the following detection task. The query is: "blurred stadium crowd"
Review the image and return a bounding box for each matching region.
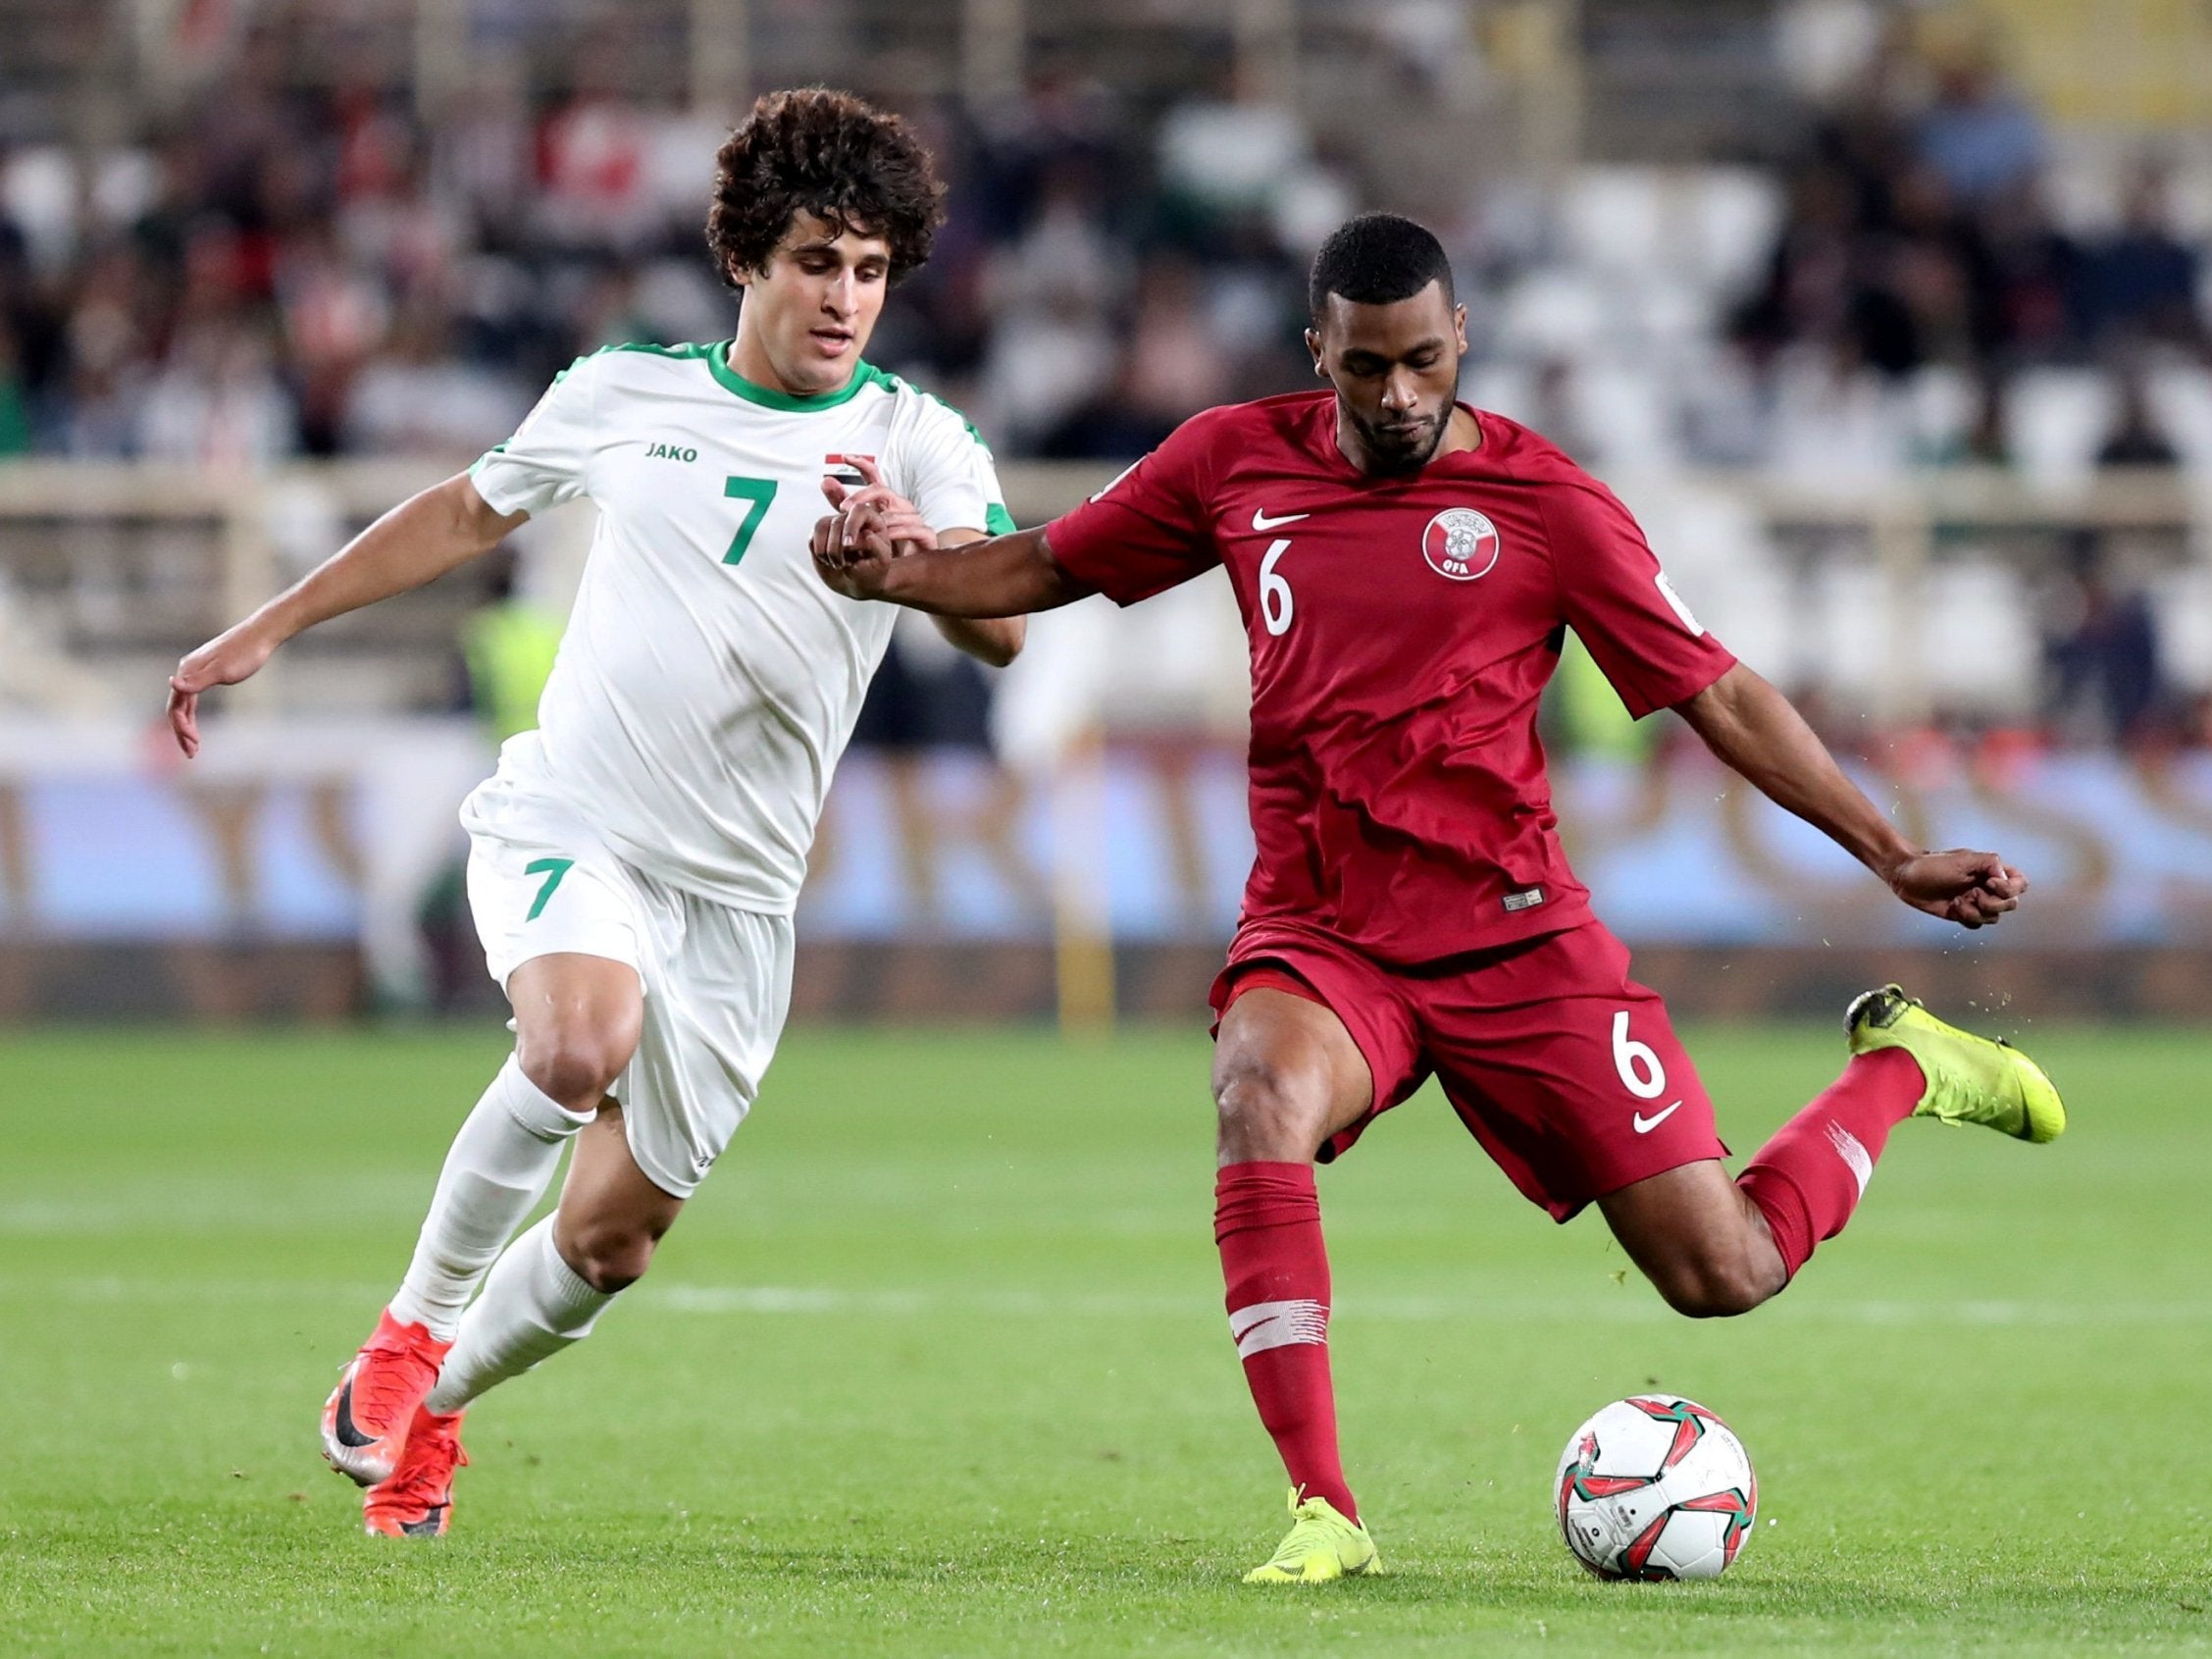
[0,0,2203,754]
[0,35,1332,467]
[0,7,2202,474]
[0,1,2204,1019]
[1729,14,2205,472]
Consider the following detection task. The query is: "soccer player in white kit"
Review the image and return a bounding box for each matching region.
[164,89,1024,1536]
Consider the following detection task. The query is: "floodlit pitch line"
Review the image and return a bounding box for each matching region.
[13,1274,396,1304]
[646,1287,2212,1327]
[0,1178,437,1234]
[10,1275,2209,1328]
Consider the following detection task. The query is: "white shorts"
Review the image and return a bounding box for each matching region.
[461,769,795,1200]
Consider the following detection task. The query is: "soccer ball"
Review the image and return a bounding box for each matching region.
[1554,1395,1757,1581]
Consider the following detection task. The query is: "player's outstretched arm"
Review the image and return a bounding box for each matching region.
[925,529,1027,666]
[811,498,1085,620]
[1675,662,2028,929]
[167,475,526,757]
[816,462,1026,666]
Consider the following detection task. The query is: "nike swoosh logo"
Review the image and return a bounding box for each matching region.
[333,1380,376,1448]
[1252,508,1310,531]
[1229,1313,1277,1344]
[1632,1101,1683,1135]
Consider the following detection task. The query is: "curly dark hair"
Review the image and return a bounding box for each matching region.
[705,88,946,288]
[1308,212,1455,321]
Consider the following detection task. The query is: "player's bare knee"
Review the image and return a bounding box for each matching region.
[1213,1051,1330,1161]
[559,1219,658,1294]
[1649,1252,1775,1320]
[517,1026,635,1110]
[1654,1278,1747,1321]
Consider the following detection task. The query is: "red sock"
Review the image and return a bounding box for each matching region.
[1738,1049,1925,1277]
[1214,1161,1356,1522]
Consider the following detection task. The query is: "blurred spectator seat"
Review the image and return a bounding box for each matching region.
[1466,361,1540,430]
[0,575,112,711]
[1557,166,1784,299]
[977,175,1127,449]
[1924,557,2040,711]
[1157,102,1308,215]
[1805,557,1893,713]
[1768,356,1916,480]
[992,571,1250,774]
[1904,363,1977,461]
[137,327,298,468]
[1559,169,1671,280]
[2146,365,2212,473]
[1,146,76,271]
[1571,362,1678,470]
[1687,169,1788,298]
[1626,274,1718,353]
[343,354,530,458]
[1494,265,1612,359]
[2007,368,2117,484]
[2151,566,2212,696]
[978,299,1118,455]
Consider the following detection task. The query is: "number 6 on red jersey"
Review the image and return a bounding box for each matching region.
[1259,539,1294,636]
[1613,1009,1669,1100]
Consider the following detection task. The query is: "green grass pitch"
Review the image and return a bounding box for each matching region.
[2,1019,2208,1655]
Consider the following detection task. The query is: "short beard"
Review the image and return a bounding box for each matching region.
[1351,409,1447,474]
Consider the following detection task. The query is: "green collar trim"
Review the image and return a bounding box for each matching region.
[706,341,887,410]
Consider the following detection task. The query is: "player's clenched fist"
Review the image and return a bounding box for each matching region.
[811,526,891,598]
[813,458,935,597]
[1883,849,2029,930]
[816,457,936,558]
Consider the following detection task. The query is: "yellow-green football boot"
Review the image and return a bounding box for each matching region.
[1844,984,2065,1143]
[1243,1490,1383,1583]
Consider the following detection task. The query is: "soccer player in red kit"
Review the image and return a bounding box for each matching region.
[812,213,2065,1581]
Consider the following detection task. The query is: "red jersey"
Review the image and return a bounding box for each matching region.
[1044,390,1737,964]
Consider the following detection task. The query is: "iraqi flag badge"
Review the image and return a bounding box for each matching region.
[824,453,875,491]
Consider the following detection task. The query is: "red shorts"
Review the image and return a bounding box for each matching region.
[1209,919,1726,1222]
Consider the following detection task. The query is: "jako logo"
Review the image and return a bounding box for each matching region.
[646,441,698,462]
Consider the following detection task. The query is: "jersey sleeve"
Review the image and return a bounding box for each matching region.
[469,355,599,516]
[1041,414,1221,605]
[1543,482,1737,718]
[899,397,1015,540]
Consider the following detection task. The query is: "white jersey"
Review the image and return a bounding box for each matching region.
[468,342,1009,911]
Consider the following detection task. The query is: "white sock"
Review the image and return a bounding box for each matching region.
[386,1057,592,1341]
[424,1215,612,1414]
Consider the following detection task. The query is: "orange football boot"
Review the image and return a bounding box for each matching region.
[321,1308,451,1486]
[363,1403,469,1538]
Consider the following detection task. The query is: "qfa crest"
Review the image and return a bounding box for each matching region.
[1420,507,1500,582]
